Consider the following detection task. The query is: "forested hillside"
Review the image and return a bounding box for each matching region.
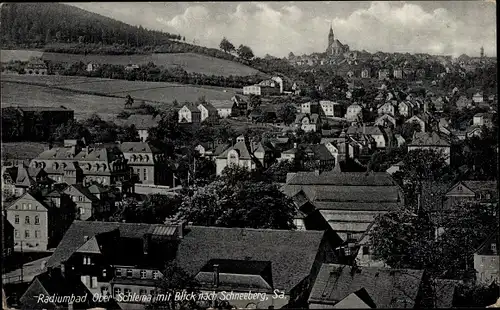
[0,3,182,48]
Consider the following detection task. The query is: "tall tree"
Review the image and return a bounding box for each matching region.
[236,44,254,60]
[219,37,235,54]
[276,103,297,125]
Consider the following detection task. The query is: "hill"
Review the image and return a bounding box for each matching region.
[0,3,180,49]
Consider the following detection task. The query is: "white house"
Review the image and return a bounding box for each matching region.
[345,103,363,122]
[209,100,234,118]
[398,101,413,117]
[295,114,320,132]
[178,104,201,123]
[319,100,336,117]
[346,125,386,149]
[473,92,484,104]
[215,137,257,175]
[197,102,218,122]
[377,102,395,116]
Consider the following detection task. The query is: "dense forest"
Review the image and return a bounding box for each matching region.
[0,3,182,48]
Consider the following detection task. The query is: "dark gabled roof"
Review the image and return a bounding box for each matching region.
[285,171,397,186]
[475,231,499,256]
[114,114,161,130]
[20,268,96,309]
[462,181,498,194]
[409,132,451,147]
[46,221,179,268]
[175,226,326,293]
[346,126,384,136]
[209,100,233,109]
[313,201,400,211]
[199,101,219,112]
[434,279,460,308]
[119,142,159,154]
[308,264,424,308]
[217,141,253,160]
[65,184,99,202]
[181,103,201,113]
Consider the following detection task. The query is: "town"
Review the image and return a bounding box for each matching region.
[1,2,499,310]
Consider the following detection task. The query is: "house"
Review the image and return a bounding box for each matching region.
[405,114,429,132]
[473,92,484,104]
[31,140,129,187]
[377,102,395,116]
[119,142,169,186]
[231,95,248,116]
[378,69,390,80]
[398,101,413,117]
[319,100,339,117]
[432,97,445,112]
[374,114,396,127]
[346,125,387,149]
[393,68,403,79]
[197,102,218,122]
[2,215,14,258]
[395,135,406,147]
[178,104,201,123]
[20,267,103,310]
[115,114,161,142]
[5,191,75,251]
[456,96,470,111]
[282,171,403,242]
[361,68,371,78]
[86,62,100,72]
[208,100,233,118]
[195,142,231,161]
[279,144,336,171]
[63,184,99,221]
[251,140,276,169]
[473,113,494,128]
[176,226,337,309]
[353,222,387,268]
[345,103,363,122]
[2,164,50,199]
[408,132,451,165]
[295,113,321,132]
[42,221,337,310]
[301,101,320,115]
[474,232,499,285]
[215,136,260,175]
[25,58,48,75]
[308,264,425,309]
[444,180,497,209]
[243,81,280,96]
[125,64,140,71]
[386,160,403,175]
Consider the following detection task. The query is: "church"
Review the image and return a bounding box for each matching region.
[326,25,349,56]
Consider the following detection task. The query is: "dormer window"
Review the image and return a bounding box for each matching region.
[83,256,91,265]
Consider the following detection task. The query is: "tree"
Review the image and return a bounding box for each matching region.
[125,94,134,108]
[276,103,297,125]
[117,124,140,142]
[248,94,261,109]
[236,44,254,60]
[110,194,182,224]
[146,261,201,310]
[367,147,407,172]
[178,166,296,229]
[51,120,92,142]
[219,37,235,54]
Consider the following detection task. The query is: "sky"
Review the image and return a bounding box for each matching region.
[67,1,496,58]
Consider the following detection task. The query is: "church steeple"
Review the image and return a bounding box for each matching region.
[328,24,334,47]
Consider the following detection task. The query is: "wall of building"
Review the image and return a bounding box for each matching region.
[474,254,500,285]
[7,200,49,251]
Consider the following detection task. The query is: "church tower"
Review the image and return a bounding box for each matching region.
[328,25,334,48]
[480,46,484,58]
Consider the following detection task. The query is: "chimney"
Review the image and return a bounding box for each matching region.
[177,221,186,239]
[85,146,90,155]
[213,264,220,287]
[362,123,366,135]
[143,233,151,255]
[83,235,89,242]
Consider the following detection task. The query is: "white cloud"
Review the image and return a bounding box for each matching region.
[152,1,497,57]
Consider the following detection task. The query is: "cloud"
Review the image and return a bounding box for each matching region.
[84,1,496,58]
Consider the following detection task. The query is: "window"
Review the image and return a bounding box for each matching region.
[15,230,19,238]
[79,196,84,202]
[35,231,40,238]
[492,243,497,254]
[124,289,131,296]
[140,270,147,279]
[102,269,107,277]
[91,276,98,288]
[15,215,19,224]
[362,246,370,255]
[143,169,147,181]
[79,208,85,215]
[81,276,89,286]
[25,230,30,238]
[25,216,30,224]
[126,269,133,277]
[114,287,121,297]
[153,271,160,279]
[457,186,463,191]
[116,269,122,277]
[28,203,32,210]
[22,203,27,210]
[101,287,109,296]
[35,216,40,225]
[83,256,91,265]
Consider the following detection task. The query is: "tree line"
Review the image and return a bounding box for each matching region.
[0,3,181,49]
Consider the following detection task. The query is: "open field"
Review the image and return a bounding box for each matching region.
[1,74,244,119]
[2,142,49,161]
[2,50,263,77]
